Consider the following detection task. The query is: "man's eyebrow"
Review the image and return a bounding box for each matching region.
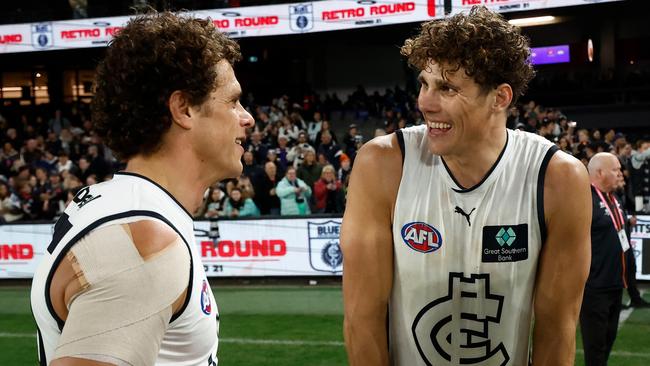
[433,79,459,89]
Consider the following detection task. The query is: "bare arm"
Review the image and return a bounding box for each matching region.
[532,152,591,365]
[341,134,402,366]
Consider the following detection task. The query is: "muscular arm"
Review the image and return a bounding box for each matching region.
[341,135,402,366]
[532,152,591,365]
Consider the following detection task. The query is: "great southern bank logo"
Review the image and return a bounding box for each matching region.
[401,222,442,253]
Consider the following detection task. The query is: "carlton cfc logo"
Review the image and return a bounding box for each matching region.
[200,280,211,315]
[401,222,443,253]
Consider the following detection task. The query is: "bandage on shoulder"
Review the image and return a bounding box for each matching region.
[54,223,190,365]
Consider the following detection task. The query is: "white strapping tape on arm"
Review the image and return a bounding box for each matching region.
[54,223,190,365]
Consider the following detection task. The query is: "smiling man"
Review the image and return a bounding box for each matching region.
[341,6,591,366]
[31,12,254,366]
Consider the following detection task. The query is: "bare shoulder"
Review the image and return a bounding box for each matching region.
[126,220,181,259]
[350,134,402,199]
[545,150,589,188]
[543,150,591,221]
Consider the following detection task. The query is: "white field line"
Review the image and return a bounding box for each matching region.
[619,289,646,329]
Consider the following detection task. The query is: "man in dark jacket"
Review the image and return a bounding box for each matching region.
[581,152,627,366]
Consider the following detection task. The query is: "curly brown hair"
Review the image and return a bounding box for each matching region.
[401,6,534,104]
[91,12,242,160]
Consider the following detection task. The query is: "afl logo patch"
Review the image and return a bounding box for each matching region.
[200,280,212,315]
[401,222,443,253]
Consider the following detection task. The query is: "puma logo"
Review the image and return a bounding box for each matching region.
[455,206,476,227]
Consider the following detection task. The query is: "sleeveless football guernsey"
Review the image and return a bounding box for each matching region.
[390,125,557,366]
[31,172,219,365]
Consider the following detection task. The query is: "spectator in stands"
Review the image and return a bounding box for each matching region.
[557,135,573,154]
[236,174,256,200]
[37,151,58,173]
[314,164,344,214]
[15,180,36,220]
[287,131,315,169]
[76,156,92,183]
[47,171,65,209]
[253,161,281,215]
[5,128,22,150]
[269,105,283,124]
[276,166,311,215]
[1,142,19,178]
[603,129,616,151]
[263,121,281,148]
[0,180,23,223]
[87,144,110,180]
[574,128,591,154]
[56,151,74,173]
[36,188,58,221]
[223,187,259,218]
[297,150,322,191]
[201,186,227,219]
[274,135,290,172]
[307,111,323,144]
[290,111,307,131]
[279,115,300,142]
[630,140,650,213]
[245,130,269,165]
[342,124,360,161]
[48,109,71,135]
[61,170,82,191]
[317,130,342,170]
[537,119,555,141]
[242,151,262,181]
[21,138,42,166]
[315,120,338,145]
[338,153,352,184]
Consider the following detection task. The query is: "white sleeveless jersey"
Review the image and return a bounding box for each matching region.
[390,126,557,366]
[31,172,219,366]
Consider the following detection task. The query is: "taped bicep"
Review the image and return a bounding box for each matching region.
[54,223,190,366]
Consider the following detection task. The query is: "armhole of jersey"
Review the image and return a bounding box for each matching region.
[37,327,46,366]
[45,210,194,331]
[396,129,405,167]
[537,145,559,246]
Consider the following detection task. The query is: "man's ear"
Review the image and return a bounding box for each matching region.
[168,91,193,130]
[493,83,513,112]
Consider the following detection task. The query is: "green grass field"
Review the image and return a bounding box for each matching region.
[1,285,649,365]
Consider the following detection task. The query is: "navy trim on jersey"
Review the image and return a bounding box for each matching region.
[44,210,194,331]
[396,129,405,167]
[113,172,195,220]
[537,145,559,245]
[442,130,509,193]
[37,327,46,366]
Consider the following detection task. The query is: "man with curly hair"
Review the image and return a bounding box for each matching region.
[341,6,591,366]
[31,12,254,366]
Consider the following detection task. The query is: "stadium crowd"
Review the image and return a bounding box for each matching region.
[1,87,649,222]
